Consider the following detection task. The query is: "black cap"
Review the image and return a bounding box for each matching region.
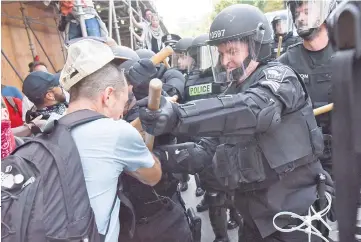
[22,71,60,104]
[162,34,181,44]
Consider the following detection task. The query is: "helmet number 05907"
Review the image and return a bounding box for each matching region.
[210,29,225,39]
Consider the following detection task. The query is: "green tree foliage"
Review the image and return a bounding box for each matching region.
[212,0,285,19]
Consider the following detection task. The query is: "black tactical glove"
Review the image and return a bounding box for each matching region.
[136,95,179,136]
[128,59,158,92]
[155,142,209,174]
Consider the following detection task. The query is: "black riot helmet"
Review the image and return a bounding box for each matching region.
[113,46,140,75]
[286,0,337,40]
[172,37,194,71]
[271,15,293,37]
[187,33,217,73]
[111,45,140,64]
[136,49,155,59]
[207,4,273,83]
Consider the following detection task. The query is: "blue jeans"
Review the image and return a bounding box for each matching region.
[68,17,101,40]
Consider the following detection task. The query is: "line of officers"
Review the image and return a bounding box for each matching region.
[114,1,337,242]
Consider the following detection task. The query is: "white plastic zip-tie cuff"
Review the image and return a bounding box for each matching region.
[273,192,333,242]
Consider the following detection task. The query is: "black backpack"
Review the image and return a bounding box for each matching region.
[1,109,135,242]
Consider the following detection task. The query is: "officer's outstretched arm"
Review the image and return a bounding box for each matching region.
[154,137,219,175]
[172,67,307,137]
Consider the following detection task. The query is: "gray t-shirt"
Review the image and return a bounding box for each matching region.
[70,117,154,241]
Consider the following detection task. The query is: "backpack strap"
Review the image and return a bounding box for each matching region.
[117,188,136,238]
[5,96,19,113]
[58,109,106,129]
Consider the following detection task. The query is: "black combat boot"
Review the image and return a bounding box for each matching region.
[227,209,243,230]
[195,187,205,197]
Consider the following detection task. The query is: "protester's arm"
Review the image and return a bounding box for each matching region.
[127,153,162,186]
[131,12,144,29]
[116,122,162,186]
[12,115,47,137]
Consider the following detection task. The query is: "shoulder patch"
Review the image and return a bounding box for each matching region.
[263,66,287,83]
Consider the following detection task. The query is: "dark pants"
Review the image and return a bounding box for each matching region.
[209,206,228,240]
[239,222,322,242]
[118,194,193,242]
[235,161,329,242]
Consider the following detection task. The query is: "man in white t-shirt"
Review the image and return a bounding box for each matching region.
[59,38,162,242]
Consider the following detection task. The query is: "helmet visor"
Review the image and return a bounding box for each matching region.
[171,52,193,71]
[273,18,293,35]
[187,45,218,73]
[287,0,334,35]
[209,34,264,83]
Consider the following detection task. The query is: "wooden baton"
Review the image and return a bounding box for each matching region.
[150,46,174,65]
[130,46,174,141]
[144,79,163,151]
[163,59,171,69]
[313,103,334,116]
[276,36,283,58]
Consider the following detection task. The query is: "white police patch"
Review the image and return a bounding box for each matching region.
[263,67,286,83]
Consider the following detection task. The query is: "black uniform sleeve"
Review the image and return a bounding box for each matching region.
[172,65,307,137]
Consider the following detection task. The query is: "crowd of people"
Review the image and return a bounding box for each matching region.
[1,0,340,242]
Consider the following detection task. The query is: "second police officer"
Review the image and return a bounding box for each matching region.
[279,0,337,177]
[135,4,332,242]
[270,14,301,59]
[171,37,196,192]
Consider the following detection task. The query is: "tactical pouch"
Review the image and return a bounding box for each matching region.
[213,144,241,190]
[234,141,266,184]
[213,142,266,190]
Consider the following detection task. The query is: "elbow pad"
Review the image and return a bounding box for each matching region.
[256,103,282,132]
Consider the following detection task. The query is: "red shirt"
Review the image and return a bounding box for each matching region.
[3,96,23,128]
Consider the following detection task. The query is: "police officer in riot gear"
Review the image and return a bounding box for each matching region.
[134,4,332,242]
[170,37,195,191]
[113,47,195,242]
[184,34,228,102]
[279,0,337,177]
[270,15,301,59]
[132,48,186,103]
[172,37,195,75]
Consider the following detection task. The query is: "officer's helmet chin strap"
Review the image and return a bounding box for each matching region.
[231,55,252,83]
[273,192,333,242]
[298,27,322,41]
